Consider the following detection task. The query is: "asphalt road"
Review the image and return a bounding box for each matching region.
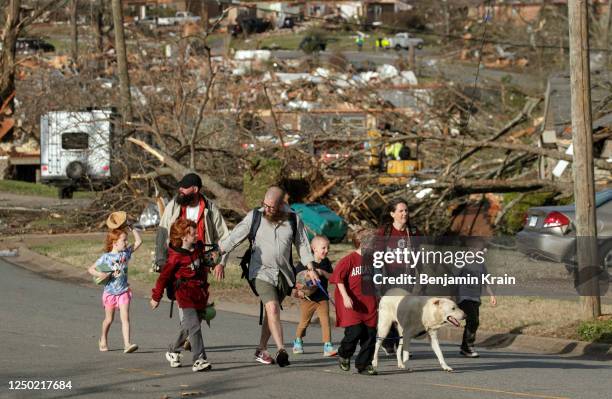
[1,258,610,399]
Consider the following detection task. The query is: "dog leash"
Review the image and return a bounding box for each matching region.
[316,280,335,306]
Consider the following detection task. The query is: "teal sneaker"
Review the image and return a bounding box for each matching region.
[293,338,304,354]
[323,342,337,357]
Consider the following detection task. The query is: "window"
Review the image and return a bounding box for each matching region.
[373,5,382,18]
[61,132,89,150]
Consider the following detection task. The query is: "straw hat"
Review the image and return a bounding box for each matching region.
[106,211,128,230]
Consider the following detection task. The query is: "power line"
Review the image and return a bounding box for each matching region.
[451,0,493,179]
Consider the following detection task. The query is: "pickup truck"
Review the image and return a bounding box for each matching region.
[156,11,201,26]
[385,32,424,50]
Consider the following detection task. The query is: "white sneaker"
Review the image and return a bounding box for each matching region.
[192,358,212,372]
[165,351,182,368]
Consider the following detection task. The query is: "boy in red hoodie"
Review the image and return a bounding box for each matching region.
[330,228,378,375]
[150,219,212,372]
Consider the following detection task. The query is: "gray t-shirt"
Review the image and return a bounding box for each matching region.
[220,208,314,287]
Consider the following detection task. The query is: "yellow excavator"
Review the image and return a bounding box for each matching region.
[367,129,422,185]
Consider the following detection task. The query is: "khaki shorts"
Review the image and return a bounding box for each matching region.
[254,276,290,305]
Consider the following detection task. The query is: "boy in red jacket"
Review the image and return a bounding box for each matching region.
[330,228,378,376]
[150,219,212,372]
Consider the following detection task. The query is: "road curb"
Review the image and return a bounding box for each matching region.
[2,238,610,361]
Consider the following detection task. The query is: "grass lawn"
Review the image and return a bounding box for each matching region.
[231,31,360,51]
[0,180,94,199]
[28,233,612,342]
[28,234,353,293]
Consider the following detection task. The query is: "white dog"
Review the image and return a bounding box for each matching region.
[373,290,465,372]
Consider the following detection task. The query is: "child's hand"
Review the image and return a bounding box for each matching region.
[342,295,353,310]
[150,299,159,309]
[112,270,121,278]
[490,296,497,306]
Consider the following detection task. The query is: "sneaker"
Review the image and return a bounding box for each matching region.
[338,356,350,372]
[293,338,304,354]
[358,365,378,376]
[323,342,337,357]
[275,348,290,367]
[165,351,182,368]
[254,349,274,365]
[192,358,212,372]
[460,348,480,358]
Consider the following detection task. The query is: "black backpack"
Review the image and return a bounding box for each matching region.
[239,208,298,324]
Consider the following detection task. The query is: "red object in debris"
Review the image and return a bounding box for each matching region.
[543,211,570,228]
[102,165,109,171]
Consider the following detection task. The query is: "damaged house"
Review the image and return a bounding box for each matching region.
[539,72,612,187]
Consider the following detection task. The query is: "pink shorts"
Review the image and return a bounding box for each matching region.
[102,289,132,309]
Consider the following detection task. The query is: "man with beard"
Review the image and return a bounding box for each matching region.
[154,172,229,280]
[219,186,318,367]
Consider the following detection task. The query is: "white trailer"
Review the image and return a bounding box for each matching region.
[40,110,116,198]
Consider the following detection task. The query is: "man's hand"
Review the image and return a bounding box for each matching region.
[306,264,320,283]
[150,299,159,309]
[213,264,225,281]
[342,295,353,310]
[490,295,497,306]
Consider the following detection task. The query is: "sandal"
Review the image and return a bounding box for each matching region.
[124,343,138,353]
[99,339,108,352]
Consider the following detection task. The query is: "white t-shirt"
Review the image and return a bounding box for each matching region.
[185,205,200,222]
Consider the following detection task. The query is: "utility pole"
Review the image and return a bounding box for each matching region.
[111,0,133,127]
[601,0,611,67]
[567,0,601,319]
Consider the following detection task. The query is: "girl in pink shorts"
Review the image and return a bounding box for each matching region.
[88,227,142,353]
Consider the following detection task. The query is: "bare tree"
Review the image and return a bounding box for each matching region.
[110,0,133,126]
[1,1,64,116]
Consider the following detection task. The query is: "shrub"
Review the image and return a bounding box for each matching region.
[577,318,612,343]
[499,192,554,235]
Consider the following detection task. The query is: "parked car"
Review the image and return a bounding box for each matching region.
[231,17,272,37]
[384,32,424,50]
[281,17,295,29]
[16,37,55,54]
[516,189,612,274]
[157,11,200,26]
[135,16,158,27]
[40,110,117,198]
